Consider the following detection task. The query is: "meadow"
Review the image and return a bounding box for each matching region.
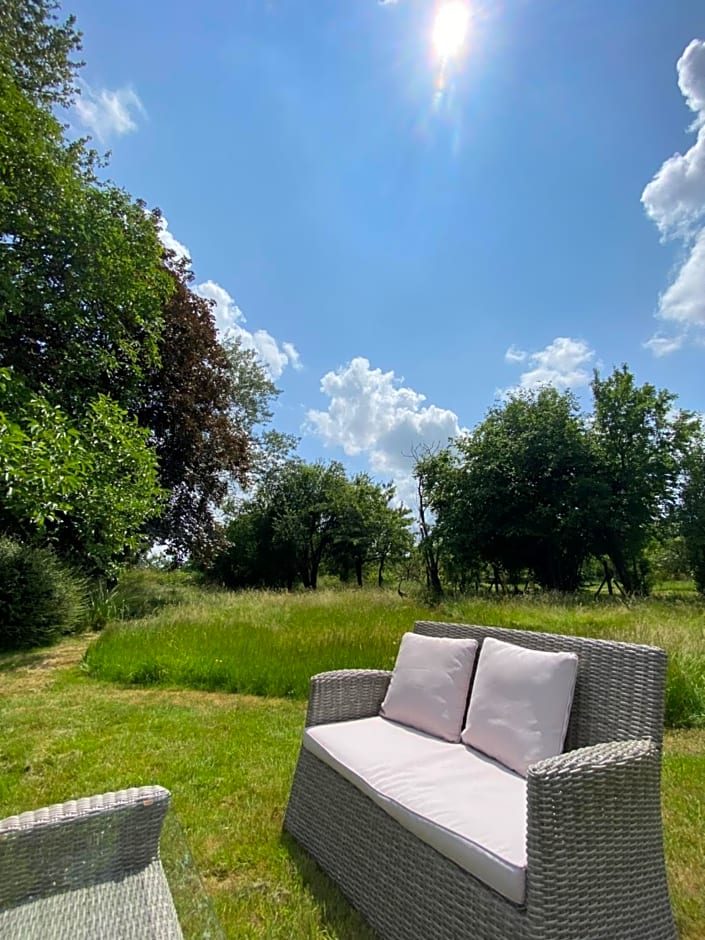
[1,577,704,938]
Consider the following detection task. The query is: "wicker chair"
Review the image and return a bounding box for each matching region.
[284,621,677,940]
[0,785,183,939]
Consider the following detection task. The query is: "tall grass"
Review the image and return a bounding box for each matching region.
[84,586,705,726]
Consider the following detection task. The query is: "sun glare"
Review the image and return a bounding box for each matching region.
[432,1,470,61]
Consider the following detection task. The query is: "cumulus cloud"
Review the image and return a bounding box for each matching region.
[504,337,595,393]
[306,357,462,505]
[74,82,145,141]
[642,39,705,353]
[657,227,705,326]
[149,221,301,380]
[194,280,301,380]
[156,216,190,262]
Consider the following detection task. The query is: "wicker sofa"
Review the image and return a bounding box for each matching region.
[284,621,677,940]
[0,785,183,939]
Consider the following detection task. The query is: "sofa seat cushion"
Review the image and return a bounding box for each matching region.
[304,716,527,905]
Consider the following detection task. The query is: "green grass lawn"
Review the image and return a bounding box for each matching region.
[84,584,705,727]
[2,585,705,937]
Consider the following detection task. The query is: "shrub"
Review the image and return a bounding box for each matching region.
[0,539,86,651]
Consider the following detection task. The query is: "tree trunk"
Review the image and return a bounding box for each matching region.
[355,557,363,587]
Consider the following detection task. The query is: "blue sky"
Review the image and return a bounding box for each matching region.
[66,0,705,502]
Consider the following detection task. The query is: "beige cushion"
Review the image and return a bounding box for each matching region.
[461,637,578,776]
[380,632,478,742]
[305,716,527,904]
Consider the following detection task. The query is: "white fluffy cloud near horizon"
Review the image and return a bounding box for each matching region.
[74,82,145,141]
[155,219,301,380]
[641,38,705,353]
[306,357,462,505]
[503,337,595,393]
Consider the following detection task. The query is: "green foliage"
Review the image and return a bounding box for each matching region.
[419,387,599,593]
[210,460,414,590]
[0,71,172,413]
[681,443,705,595]
[139,268,280,563]
[415,368,698,598]
[0,0,83,107]
[590,365,697,595]
[0,377,165,576]
[0,537,85,650]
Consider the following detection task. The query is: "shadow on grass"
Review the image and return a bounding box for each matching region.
[0,649,47,672]
[280,831,377,940]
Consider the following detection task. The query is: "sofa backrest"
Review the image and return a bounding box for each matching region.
[414,621,667,751]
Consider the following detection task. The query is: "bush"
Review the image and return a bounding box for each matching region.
[0,539,86,651]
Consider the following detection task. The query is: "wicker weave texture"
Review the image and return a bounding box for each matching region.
[306,668,392,727]
[0,785,183,939]
[285,622,677,940]
[285,747,529,940]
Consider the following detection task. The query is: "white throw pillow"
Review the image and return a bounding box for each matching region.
[461,637,578,776]
[380,632,479,742]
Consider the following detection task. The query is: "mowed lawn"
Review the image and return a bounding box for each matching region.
[2,586,705,938]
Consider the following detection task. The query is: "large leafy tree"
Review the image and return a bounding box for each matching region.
[419,388,600,592]
[0,69,172,415]
[0,4,170,576]
[590,365,697,594]
[138,261,279,562]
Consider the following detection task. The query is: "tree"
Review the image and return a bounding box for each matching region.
[0,0,83,107]
[0,370,164,577]
[208,461,414,591]
[419,388,600,593]
[413,452,445,595]
[137,261,279,563]
[265,460,349,589]
[681,440,705,595]
[328,474,413,587]
[0,70,173,415]
[590,365,697,594]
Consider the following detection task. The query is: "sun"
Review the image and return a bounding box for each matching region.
[432,1,470,61]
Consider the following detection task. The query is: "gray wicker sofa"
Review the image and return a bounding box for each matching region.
[0,785,183,939]
[284,621,677,940]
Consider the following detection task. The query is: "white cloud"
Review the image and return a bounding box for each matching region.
[194,280,300,380]
[157,216,190,262]
[306,357,462,505]
[643,39,705,353]
[505,337,595,393]
[642,41,705,238]
[657,226,705,326]
[678,38,705,123]
[74,82,145,141]
[504,345,527,363]
[149,223,301,380]
[643,332,686,357]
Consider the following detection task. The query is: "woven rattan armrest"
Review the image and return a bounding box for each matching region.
[525,739,671,936]
[0,785,183,939]
[305,668,392,727]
